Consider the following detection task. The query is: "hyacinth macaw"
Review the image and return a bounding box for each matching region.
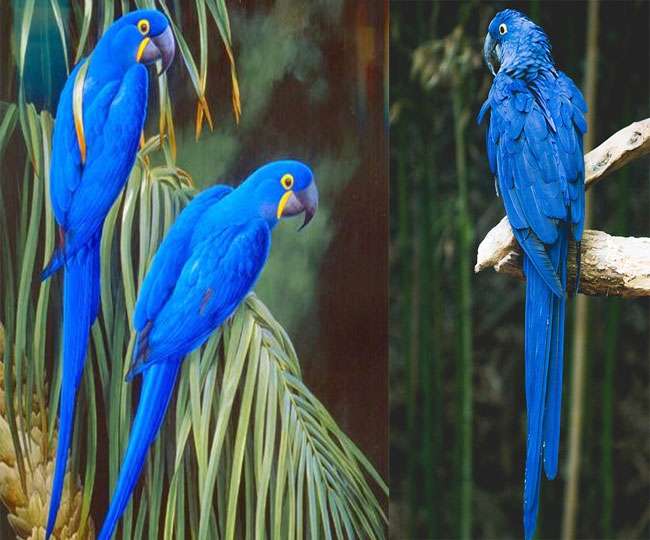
[41,10,175,538]
[97,160,318,539]
[478,10,586,540]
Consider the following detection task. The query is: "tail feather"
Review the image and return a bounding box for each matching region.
[542,231,567,479]
[522,228,568,540]
[46,243,100,539]
[98,360,181,540]
[523,254,554,540]
[41,246,65,281]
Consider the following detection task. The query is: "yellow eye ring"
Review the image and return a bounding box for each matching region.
[281,173,294,190]
[137,19,150,35]
[499,23,507,35]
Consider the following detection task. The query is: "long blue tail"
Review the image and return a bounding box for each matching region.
[98,360,181,540]
[522,228,568,540]
[46,243,100,539]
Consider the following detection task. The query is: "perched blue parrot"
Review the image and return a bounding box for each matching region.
[41,10,175,538]
[478,10,586,540]
[97,160,318,539]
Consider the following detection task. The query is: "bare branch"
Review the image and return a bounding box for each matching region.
[585,118,650,187]
[476,119,650,297]
[487,230,650,298]
[475,215,518,274]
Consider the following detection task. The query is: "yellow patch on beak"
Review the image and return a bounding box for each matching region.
[277,190,293,219]
[136,37,151,62]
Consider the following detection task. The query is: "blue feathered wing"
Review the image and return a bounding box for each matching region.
[131,184,233,349]
[47,62,149,267]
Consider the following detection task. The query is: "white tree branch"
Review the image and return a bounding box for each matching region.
[585,118,650,187]
[475,119,650,297]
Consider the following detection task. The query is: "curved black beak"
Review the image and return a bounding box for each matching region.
[483,33,499,76]
[139,26,175,76]
[281,181,319,230]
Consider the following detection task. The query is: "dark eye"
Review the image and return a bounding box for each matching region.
[281,174,294,190]
[499,23,507,35]
[137,19,150,35]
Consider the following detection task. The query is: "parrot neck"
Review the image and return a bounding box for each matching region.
[502,31,554,82]
[502,54,554,82]
[231,177,282,230]
[197,185,278,238]
[90,46,137,83]
[86,25,144,86]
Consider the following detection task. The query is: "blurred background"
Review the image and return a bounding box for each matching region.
[390,1,648,539]
[1,0,387,535]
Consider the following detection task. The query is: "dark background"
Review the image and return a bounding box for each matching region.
[390,1,649,539]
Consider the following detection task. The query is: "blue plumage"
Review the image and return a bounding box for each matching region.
[43,10,175,538]
[98,160,318,539]
[479,10,586,540]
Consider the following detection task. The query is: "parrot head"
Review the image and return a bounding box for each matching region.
[106,10,175,75]
[244,160,319,230]
[483,9,553,79]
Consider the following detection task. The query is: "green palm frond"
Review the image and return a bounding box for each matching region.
[0,2,386,538]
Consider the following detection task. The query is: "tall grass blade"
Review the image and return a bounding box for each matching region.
[205,0,241,122]
[50,0,70,74]
[74,0,93,64]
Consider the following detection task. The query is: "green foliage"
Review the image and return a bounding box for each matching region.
[0,1,386,538]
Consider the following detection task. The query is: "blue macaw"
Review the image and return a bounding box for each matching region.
[41,10,175,538]
[97,160,318,539]
[478,10,586,540]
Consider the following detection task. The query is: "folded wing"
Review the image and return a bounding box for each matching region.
[128,217,270,379]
